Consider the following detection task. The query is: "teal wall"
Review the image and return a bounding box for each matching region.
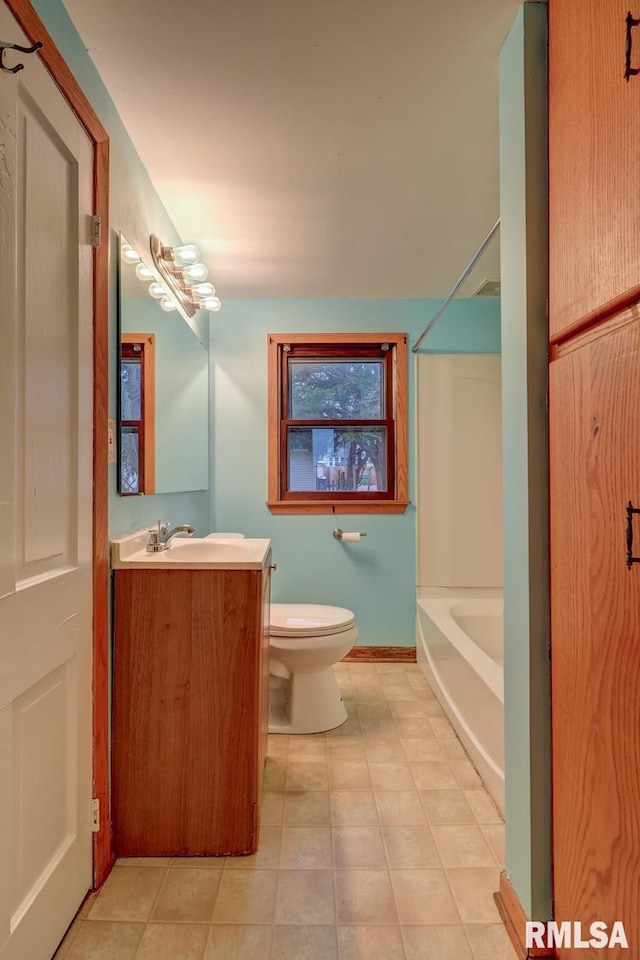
[31,0,210,538]
[210,298,500,647]
[499,4,551,920]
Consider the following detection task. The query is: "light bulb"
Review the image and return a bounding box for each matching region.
[173,243,200,265]
[149,281,168,299]
[160,297,178,312]
[191,282,215,300]
[121,244,141,264]
[135,262,154,282]
[182,262,208,282]
[202,296,222,312]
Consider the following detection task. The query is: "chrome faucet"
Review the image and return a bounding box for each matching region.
[146,521,196,552]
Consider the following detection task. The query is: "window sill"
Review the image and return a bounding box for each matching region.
[266,500,411,515]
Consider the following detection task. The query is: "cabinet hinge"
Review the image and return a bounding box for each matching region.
[91,215,102,248]
[91,798,100,832]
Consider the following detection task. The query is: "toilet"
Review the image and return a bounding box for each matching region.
[268,603,358,734]
[205,534,358,734]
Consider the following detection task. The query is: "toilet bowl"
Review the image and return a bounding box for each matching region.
[269,603,358,734]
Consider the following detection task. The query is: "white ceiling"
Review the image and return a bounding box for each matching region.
[63,0,520,299]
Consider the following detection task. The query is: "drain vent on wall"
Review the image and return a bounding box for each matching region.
[472,278,501,297]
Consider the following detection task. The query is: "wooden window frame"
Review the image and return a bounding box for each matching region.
[267,332,409,514]
[120,334,155,495]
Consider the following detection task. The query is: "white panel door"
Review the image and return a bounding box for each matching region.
[0,5,94,958]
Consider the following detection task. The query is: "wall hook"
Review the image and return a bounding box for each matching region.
[0,39,43,74]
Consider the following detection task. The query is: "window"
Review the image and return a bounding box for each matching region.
[267,333,409,514]
[119,334,155,495]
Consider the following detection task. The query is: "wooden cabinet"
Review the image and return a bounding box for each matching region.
[112,556,271,857]
[549,321,640,955]
[549,0,640,340]
[549,2,640,954]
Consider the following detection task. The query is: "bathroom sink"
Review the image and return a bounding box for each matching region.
[111,534,271,571]
[163,539,248,562]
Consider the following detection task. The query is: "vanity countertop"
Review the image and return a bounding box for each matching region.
[111,531,271,571]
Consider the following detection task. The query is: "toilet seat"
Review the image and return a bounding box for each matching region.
[270,603,355,638]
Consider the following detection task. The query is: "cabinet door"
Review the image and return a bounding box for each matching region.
[549,0,640,340]
[549,320,640,957]
[113,569,260,856]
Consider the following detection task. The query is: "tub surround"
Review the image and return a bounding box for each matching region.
[416,354,504,813]
[417,354,503,590]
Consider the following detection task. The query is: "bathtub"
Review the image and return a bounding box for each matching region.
[416,592,504,814]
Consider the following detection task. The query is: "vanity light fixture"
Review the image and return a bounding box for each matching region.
[173,244,200,265]
[149,235,222,316]
[191,282,215,299]
[148,281,168,299]
[121,243,142,265]
[135,262,155,282]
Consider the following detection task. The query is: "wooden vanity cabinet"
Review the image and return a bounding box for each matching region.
[112,554,271,857]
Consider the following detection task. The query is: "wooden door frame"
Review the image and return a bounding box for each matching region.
[4,0,113,887]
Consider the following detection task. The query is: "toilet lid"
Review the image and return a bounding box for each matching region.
[270,603,355,637]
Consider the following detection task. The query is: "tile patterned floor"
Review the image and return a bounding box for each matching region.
[54,662,516,960]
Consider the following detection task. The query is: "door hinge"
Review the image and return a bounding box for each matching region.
[91,215,102,247]
[91,798,100,832]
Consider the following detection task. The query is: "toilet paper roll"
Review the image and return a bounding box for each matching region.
[341,532,361,543]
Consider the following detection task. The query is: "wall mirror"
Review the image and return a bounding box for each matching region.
[117,232,209,495]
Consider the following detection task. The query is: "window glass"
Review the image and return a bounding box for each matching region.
[120,427,140,494]
[121,358,142,421]
[288,360,383,419]
[287,426,387,492]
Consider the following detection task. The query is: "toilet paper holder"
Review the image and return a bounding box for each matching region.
[332,528,367,541]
